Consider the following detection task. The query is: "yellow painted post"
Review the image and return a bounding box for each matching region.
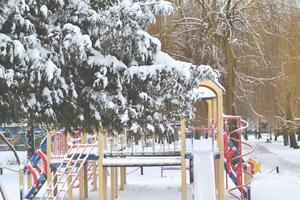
[124,130,127,185]
[53,169,58,196]
[207,100,213,125]
[46,130,52,195]
[92,130,98,192]
[244,165,251,200]
[217,91,224,200]
[120,167,125,191]
[212,98,217,123]
[67,132,72,200]
[79,165,84,200]
[67,166,73,200]
[80,132,87,200]
[84,162,88,199]
[214,157,220,197]
[212,97,219,195]
[27,172,32,190]
[92,161,97,191]
[124,167,127,185]
[200,80,225,200]
[103,129,107,200]
[83,133,88,199]
[67,132,72,151]
[54,134,58,155]
[180,118,187,200]
[110,167,115,200]
[18,168,24,199]
[115,168,118,199]
[98,127,106,200]
[103,168,107,200]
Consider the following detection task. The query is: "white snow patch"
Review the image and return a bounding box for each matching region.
[40,5,48,18]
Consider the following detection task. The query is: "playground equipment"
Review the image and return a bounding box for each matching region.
[17,80,257,200]
[193,139,217,200]
[16,80,225,200]
[223,115,255,200]
[247,158,261,175]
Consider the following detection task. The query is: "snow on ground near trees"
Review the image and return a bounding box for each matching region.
[0,151,27,166]
[0,136,300,200]
[244,135,300,200]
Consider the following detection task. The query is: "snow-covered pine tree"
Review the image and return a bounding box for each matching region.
[0,0,67,157]
[0,0,218,140]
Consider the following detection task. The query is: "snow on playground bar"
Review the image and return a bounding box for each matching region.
[16,80,257,200]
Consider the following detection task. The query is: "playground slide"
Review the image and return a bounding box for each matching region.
[193,139,216,200]
[23,138,48,199]
[25,173,47,199]
[23,137,47,173]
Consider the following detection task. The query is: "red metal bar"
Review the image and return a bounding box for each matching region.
[35,165,42,175]
[37,150,48,174]
[25,165,38,188]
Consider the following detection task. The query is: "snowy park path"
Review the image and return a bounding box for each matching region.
[248,139,300,200]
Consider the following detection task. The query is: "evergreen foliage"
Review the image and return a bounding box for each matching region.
[0,0,217,134]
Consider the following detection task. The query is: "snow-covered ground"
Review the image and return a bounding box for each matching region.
[0,135,299,200]
[0,151,27,166]
[245,135,300,200]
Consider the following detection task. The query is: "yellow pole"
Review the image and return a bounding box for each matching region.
[80,131,87,200]
[18,168,24,199]
[207,100,213,124]
[67,132,72,200]
[216,88,224,200]
[92,161,97,191]
[84,162,88,199]
[54,135,58,155]
[212,97,219,195]
[115,168,118,199]
[180,118,187,200]
[120,167,125,191]
[67,166,73,200]
[67,132,72,151]
[98,126,107,200]
[79,167,84,199]
[27,171,32,191]
[124,130,127,185]
[212,98,217,123]
[217,95,224,200]
[46,130,52,196]
[92,131,98,191]
[200,80,225,200]
[53,168,58,196]
[103,129,107,200]
[110,167,115,200]
[124,166,127,185]
[244,165,251,200]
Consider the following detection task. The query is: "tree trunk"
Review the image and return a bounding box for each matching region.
[285,91,294,148]
[283,128,289,146]
[27,121,35,159]
[297,128,300,141]
[289,129,299,149]
[221,40,241,152]
[224,42,237,116]
[274,130,278,141]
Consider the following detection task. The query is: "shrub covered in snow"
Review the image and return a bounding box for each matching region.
[0,0,218,134]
